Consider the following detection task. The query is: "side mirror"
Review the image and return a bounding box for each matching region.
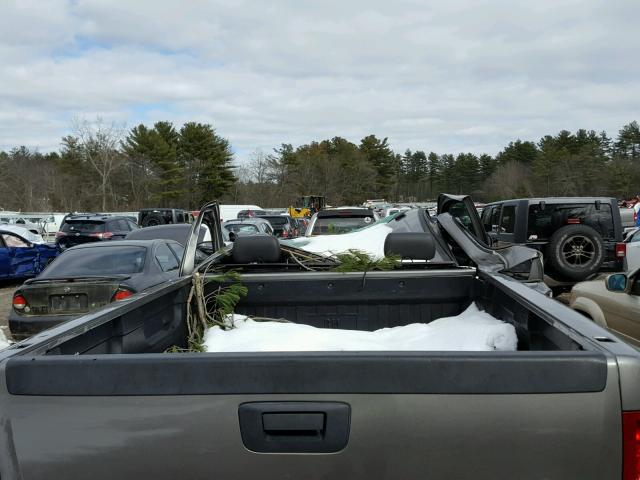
[606,273,627,292]
[228,231,237,242]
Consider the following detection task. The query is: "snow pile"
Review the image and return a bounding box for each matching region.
[0,329,10,350]
[290,223,393,259]
[204,303,517,352]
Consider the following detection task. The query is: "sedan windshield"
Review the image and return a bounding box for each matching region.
[40,246,147,277]
[313,216,373,234]
[225,224,260,235]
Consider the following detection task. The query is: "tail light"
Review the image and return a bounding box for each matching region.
[112,288,133,301]
[12,294,27,310]
[282,230,289,238]
[623,411,640,480]
[617,243,627,258]
[90,232,114,240]
[567,218,581,224]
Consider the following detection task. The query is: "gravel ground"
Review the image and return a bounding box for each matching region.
[0,282,18,340]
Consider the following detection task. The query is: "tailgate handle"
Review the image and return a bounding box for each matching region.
[262,412,325,435]
[239,402,350,453]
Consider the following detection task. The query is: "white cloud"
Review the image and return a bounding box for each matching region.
[0,0,638,159]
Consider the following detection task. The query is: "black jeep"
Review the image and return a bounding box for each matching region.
[480,197,625,284]
[138,208,190,228]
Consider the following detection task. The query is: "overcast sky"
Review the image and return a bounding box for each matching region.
[1,0,639,161]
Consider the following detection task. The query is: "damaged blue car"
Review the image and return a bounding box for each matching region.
[0,225,58,280]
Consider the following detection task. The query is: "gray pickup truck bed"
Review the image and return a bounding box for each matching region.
[2,266,639,480]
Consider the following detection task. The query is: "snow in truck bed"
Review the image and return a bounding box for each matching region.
[204,303,518,352]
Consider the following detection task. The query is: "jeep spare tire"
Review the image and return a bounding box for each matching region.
[546,224,604,281]
[141,212,166,227]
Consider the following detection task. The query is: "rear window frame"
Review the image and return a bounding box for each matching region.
[312,216,375,235]
[40,245,149,277]
[224,223,261,235]
[61,220,106,234]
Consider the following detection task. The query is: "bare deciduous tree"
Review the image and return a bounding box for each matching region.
[73,118,125,211]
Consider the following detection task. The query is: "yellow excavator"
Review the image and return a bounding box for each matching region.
[287,195,326,218]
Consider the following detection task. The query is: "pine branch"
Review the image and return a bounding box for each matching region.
[331,249,401,272]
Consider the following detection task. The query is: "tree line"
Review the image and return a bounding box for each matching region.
[1,119,639,212]
[237,121,640,206]
[0,118,235,212]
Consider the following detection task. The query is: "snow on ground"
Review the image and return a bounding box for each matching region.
[0,329,10,350]
[286,223,393,259]
[204,303,517,353]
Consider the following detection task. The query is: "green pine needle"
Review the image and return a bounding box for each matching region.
[332,249,401,272]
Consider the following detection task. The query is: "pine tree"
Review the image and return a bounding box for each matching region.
[615,121,640,159]
[478,154,496,180]
[151,121,184,205]
[496,140,538,165]
[453,153,480,194]
[427,152,441,197]
[359,135,395,198]
[439,154,456,193]
[178,122,236,209]
[121,122,185,207]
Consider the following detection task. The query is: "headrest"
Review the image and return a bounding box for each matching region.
[383,232,436,260]
[232,235,281,263]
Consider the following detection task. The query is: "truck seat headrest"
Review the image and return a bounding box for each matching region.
[232,235,281,263]
[383,232,436,260]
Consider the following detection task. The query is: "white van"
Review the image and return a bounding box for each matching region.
[219,205,263,222]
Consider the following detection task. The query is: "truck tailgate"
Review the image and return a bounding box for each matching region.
[1,351,621,480]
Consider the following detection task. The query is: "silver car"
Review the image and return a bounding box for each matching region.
[222,218,273,241]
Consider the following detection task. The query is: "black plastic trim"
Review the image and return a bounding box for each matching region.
[239,402,350,453]
[6,351,607,396]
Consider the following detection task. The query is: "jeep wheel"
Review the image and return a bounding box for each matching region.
[547,225,604,281]
[141,212,166,227]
